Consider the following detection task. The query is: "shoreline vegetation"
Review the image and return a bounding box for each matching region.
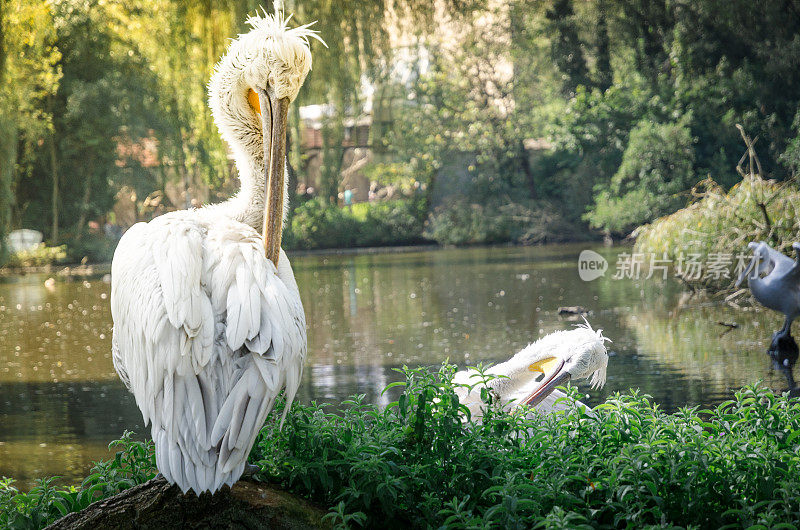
[0,202,592,275]
[0,240,493,276]
[635,133,800,294]
[4,365,800,528]
[5,129,799,284]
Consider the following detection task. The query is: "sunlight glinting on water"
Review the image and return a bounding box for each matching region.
[0,244,790,488]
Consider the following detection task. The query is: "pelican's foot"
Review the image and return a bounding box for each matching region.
[241,463,261,479]
[768,329,799,370]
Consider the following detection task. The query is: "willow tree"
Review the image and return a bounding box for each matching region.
[31,0,161,245]
[280,0,480,204]
[0,0,61,254]
[131,1,477,209]
[0,0,10,261]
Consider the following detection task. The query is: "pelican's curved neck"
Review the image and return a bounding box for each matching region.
[204,51,286,233]
[205,155,268,232]
[203,150,289,236]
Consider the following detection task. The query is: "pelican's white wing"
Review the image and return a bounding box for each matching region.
[111,211,305,493]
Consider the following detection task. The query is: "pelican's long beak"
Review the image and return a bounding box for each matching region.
[735,256,756,288]
[254,87,289,266]
[735,243,760,288]
[520,357,570,408]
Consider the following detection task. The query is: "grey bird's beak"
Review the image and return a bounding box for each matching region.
[735,256,756,288]
[735,242,760,288]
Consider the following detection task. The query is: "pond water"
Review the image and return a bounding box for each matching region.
[0,244,791,489]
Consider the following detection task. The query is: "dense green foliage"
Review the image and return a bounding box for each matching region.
[284,198,427,250]
[586,118,696,234]
[3,0,800,258]
[634,175,800,290]
[381,0,800,241]
[5,243,66,268]
[6,369,800,528]
[251,366,800,528]
[425,199,582,246]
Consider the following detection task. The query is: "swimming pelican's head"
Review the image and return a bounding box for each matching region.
[454,321,610,420]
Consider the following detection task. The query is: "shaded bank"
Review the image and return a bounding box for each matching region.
[634,173,800,292]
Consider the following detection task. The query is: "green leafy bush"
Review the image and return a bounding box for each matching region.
[8,370,800,528]
[253,365,800,529]
[426,199,584,246]
[6,244,67,268]
[585,118,696,235]
[634,175,800,290]
[284,198,359,249]
[363,162,419,196]
[284,198,426,250]
[4,235,117,268]
[425,201,515,246]
[781,106,800,175]
[63,234,117,264]
[356,200,426,247]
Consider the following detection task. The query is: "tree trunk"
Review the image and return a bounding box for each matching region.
[519,139,536,200]
[320,119,344,204]
[0,118,14,264]
[45,477,330,530]
[0,0,14,263]
[595,0,612,92]
[75,164,93,236]
[50,134,59,244]
[176,127,192,209]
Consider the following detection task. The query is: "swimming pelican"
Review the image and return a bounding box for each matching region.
[110,9,322,494]
[454,322,609,421]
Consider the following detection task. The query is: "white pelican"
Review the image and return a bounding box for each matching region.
[110,9,322,494]
[454,322,609,421]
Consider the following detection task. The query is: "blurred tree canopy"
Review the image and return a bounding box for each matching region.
[1,0,799,260]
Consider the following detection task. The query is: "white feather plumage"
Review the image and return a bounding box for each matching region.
[111,9,314,495]
[112,213,305,493]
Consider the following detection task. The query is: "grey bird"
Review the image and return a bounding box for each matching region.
[736,242,800,386]
[736,241,800,337]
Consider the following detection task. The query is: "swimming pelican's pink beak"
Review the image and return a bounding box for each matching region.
[520,357,571,408]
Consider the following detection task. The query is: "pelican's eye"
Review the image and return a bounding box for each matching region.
[247,88,261,115]
[529,357,560,382]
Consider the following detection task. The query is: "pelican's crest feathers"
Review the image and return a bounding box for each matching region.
[243,7,327,60]
[575,317,610,389]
